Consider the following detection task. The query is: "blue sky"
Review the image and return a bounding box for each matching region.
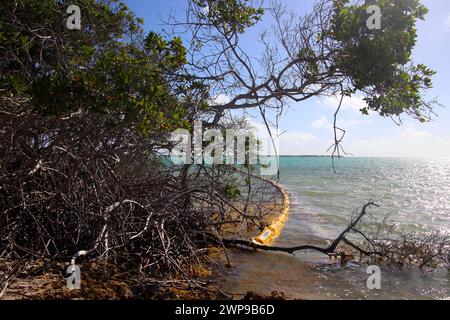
[125,0,450,158]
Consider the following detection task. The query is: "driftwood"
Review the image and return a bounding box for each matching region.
[222,201,383,257]
[222,200,450,271]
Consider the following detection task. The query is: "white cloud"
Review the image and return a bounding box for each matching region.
[244,117,320,155]
[445,14,450,31]
[311,114,370,132]
[280,130,317,143]
[346,125,450,158]
[243,114,450,158]
[201,4,210,15]
[340,119,370,127]
[318,94,368,113]
[274,122,448,158]
[311,115,330,129]
[210,93,230,106]
[279,130,321,155]
[398,125,431,140]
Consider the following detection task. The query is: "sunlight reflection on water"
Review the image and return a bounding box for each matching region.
[219,157,450,300]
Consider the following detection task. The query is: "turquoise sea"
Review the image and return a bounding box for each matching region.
[219,157,450,299]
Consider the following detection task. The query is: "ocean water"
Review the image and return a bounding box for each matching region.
[219,157,450,299]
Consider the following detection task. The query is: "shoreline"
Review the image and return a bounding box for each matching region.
[250,177,291,245]
[0,175,291,300]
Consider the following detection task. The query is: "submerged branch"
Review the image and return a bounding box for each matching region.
[222,200,450,272]
[223,201,380,257]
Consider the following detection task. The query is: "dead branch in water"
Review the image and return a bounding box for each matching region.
[222,201,450,271]
[222,201,383,256]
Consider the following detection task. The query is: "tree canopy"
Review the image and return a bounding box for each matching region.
[169,0,437,128]
[1,0,188,134]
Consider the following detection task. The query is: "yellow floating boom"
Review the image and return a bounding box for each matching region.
[251,179,290,246]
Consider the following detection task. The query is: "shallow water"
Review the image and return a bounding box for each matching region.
[219,157,450,299]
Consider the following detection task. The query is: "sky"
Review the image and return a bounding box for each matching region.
[125,0,450,158]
